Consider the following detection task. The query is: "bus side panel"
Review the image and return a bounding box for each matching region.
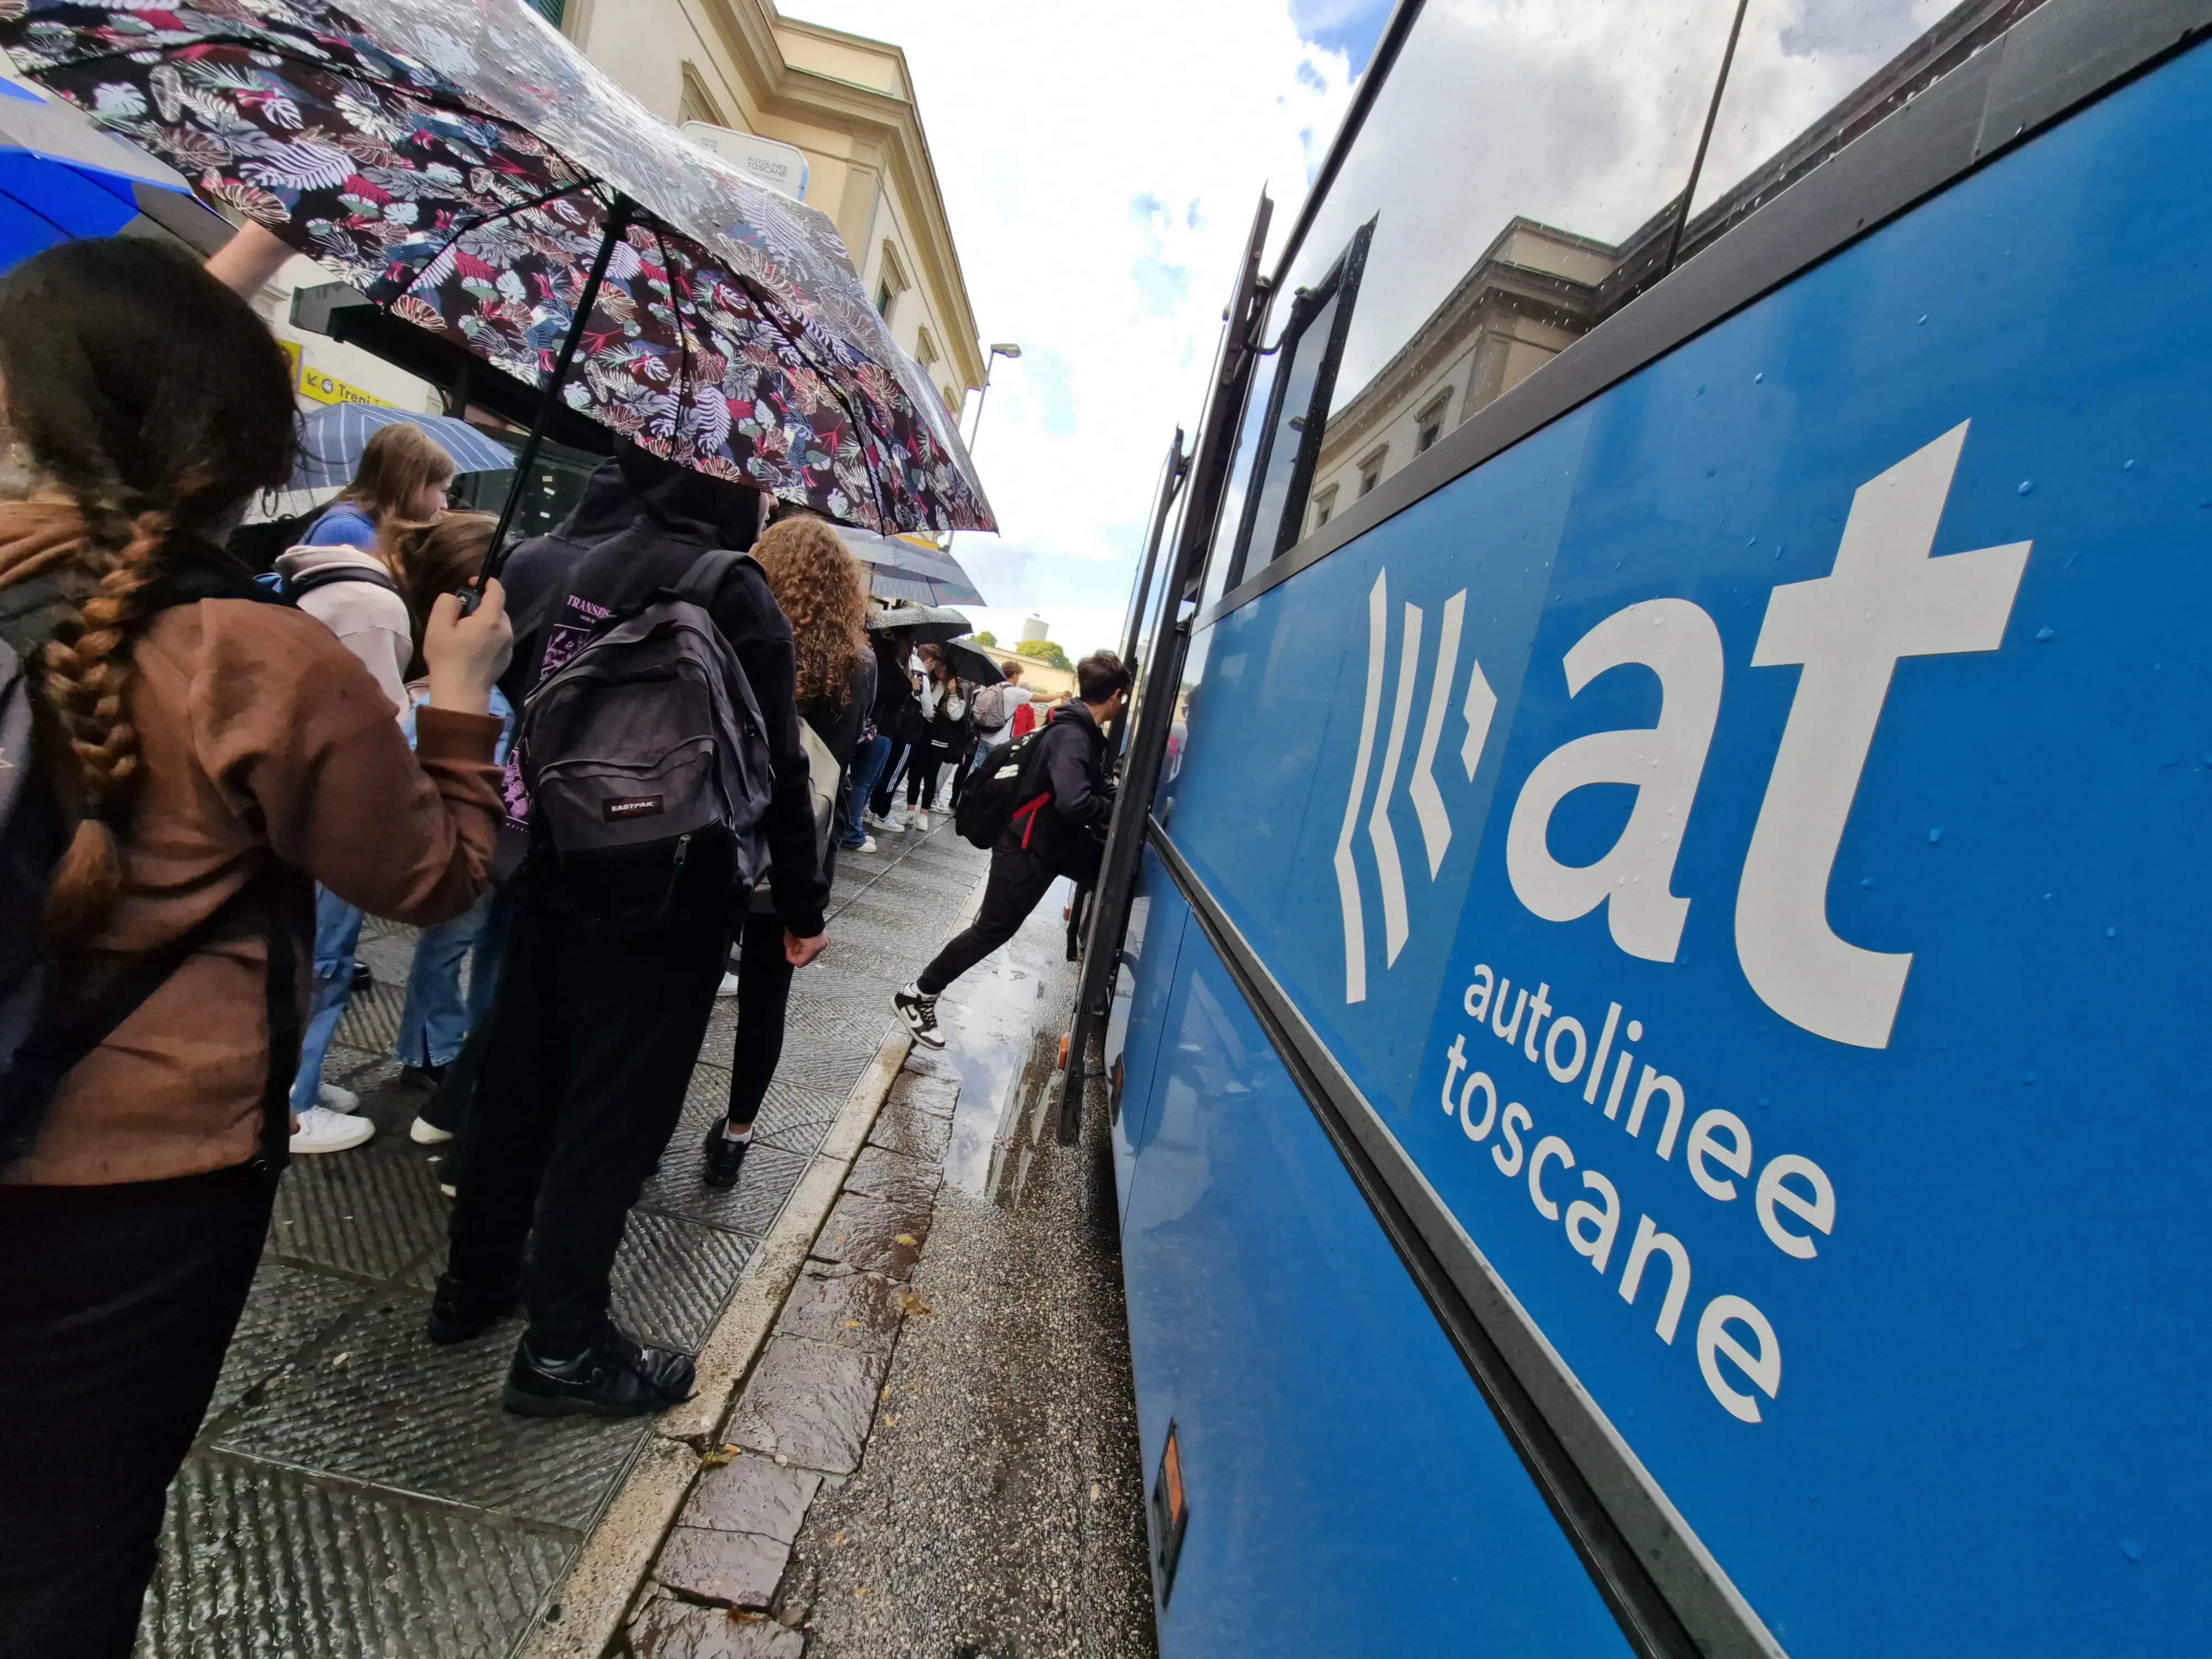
[1118,917,1632,1658]
[1151,40,2212,1657]
[1109,847,1192,1217]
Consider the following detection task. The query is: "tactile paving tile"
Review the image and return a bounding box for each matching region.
[752,1081,847,1140]
[203,1262,373,1429]
[137,1452,574,1659]
[682,1056,737,1118]
[267,1130,450,1284]
[335,975,408,1058]
[212,1293,649,1531]
[609,1209,758,1355]
[637,1138,811,1237]
[755,1115,833,1159]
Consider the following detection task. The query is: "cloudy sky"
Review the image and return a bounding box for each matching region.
[799,0,1935,661]
[801,0,1391,661]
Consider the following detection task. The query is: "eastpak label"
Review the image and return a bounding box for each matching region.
[603,795,665,821]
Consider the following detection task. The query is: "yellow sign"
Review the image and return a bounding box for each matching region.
[297,364,395,409]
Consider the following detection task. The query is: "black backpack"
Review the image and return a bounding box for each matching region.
[0,564,302,1175]
[954,726,1052,850]
[515,549,775,921]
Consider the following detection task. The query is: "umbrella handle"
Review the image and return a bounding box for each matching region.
[468,190,639,610]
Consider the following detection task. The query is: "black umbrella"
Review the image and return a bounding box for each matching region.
[837,526,987,607]
[938,639,1005,687]
[865,603,972,645]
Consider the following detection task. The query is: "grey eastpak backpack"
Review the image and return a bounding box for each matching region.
[517,550,774,921]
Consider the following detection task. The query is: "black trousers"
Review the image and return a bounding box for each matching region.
[446,897,727,1351]
[0,1164,274,1659]
[869,740,912,818]
[722,909,795,1130]
[916,846,1060,994]
[905,753,946,810]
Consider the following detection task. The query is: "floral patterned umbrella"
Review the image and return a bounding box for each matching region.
[0,0,995,536]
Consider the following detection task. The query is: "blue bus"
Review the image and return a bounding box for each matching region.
[1068,2,2212,1653]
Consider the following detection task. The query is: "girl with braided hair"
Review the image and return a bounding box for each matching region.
[0,237,513,1658]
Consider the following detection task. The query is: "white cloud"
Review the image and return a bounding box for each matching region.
[795,0,1353,661]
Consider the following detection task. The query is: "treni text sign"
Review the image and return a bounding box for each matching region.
[1156,58,2212,1659]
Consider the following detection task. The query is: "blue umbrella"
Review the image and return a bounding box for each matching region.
[0,77,212,272]
[291,404,519,492]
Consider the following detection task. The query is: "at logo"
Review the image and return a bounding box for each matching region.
[1334,422,2031,1048]
[1334,572,1496,1005]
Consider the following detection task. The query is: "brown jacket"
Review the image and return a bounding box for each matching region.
[7,582,502,1187]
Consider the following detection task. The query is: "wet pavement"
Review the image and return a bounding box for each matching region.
[136,822,988,1659]
[623,875,1157,1659]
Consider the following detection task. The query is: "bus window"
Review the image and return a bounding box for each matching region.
[1687,0,2056,237]
[1255,0,1746,551]
[1224,224,1371,587]
[1196,345,1279,617]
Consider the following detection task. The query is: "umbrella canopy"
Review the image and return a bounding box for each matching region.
[937,639,1005,687]
[291,402,515,491]
[837,525,986,608]
[865,603,972,645]
[0,0,992,535]
[0,75,209,269]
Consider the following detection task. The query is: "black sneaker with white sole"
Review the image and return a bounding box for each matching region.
[894,982,945,1048]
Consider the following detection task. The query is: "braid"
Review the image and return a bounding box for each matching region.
[36,498,170,942]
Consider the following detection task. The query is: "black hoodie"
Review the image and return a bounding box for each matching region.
[496,456,645,706]
[514,445,828,937]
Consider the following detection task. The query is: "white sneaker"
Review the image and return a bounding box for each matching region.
[716,971,741,998]
[914,809,931,831]
[291,1105,374,1154]
[856,834,878,853]
[409,1115,454,1146]
[317,1081,359,1113]
[863,811,894,832]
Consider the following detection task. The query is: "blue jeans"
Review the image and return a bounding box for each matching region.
[396,889,504,1068]
[842,734,891,847]
[289,885,364,1111]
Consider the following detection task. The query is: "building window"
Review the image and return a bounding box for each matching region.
[1311,487,1338,531]
[875,243,909,325]
[1416,390,1453,454]
[677,68,723,128]
[1358,447,1387,498]
[915,326,940,373]
[524,0,564,24]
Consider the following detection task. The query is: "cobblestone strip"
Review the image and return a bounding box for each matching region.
[617,1056,963,1659]
[511,1029,910,1659]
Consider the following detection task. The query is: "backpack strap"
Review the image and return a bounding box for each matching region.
[670,547,759,610]
[286,564,403,601]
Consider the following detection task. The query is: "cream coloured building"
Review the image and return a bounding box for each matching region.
[1304,218,1615,538]
[551,0,985,420]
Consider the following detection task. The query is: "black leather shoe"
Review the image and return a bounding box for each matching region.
[502,1324,695,1418]
[702,1122,751,1188]
[425,1273,518,1345]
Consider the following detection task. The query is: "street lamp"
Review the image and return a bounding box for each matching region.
[965,341,1021,454]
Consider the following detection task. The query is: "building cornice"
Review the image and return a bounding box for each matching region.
[700,0,985,392]
[1321,257,1600,463]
